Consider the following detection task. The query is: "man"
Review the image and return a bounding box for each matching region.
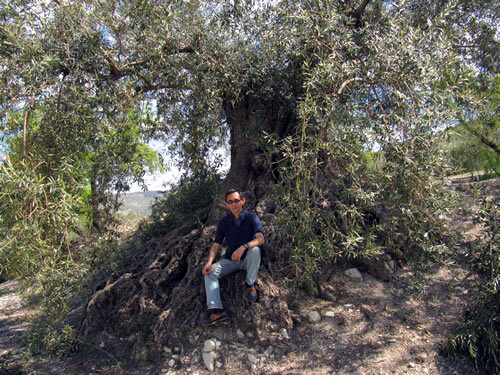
[201,189,265,325]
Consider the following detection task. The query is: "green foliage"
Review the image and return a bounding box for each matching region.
[445,128,499,176]
[444,74,500,177]
[0,155,88,356]
[143,170,220,238]
[26,323,79,358]
[268,0,460,283]
[0,156,83,283]
[444,195,499,373]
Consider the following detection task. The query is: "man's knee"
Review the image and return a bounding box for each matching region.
[206,262,222,280]
[247,246,261,259]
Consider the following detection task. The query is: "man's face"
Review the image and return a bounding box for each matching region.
[225,192,245,216]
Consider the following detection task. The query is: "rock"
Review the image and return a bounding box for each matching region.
[168,359,176,367]
[280,328,290,339]
[202,351,216,371]
[308,310,321,323]
[323,310,336,318]
[236,329,245,339]
[246,331,254,338]
[214,339,222,350]
[99,341,105,348]
[345,268,363,281]
[216,360,223,368]
[203,339,216,352]
[265,345,274,356]
[172,355,179,359]
[415,353,428,363]
[174,346,180,352]
[408,362,416,368]
[163,346,172,354]
[387,338,397,343]
[247,353,258,365]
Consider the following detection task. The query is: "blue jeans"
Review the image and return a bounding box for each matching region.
[204,246,261,310]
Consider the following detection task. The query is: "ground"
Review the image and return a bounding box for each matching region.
[0,177,496,375]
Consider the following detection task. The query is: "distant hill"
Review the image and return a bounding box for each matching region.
[119,191,164,215]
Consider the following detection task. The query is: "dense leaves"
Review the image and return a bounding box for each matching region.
[0,0,498,369]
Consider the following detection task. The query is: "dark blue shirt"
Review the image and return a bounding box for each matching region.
[214,210,263,260]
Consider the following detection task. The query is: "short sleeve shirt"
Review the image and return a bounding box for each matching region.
[214,210,263,260]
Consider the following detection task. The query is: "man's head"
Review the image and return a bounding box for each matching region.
[224,189,245,217]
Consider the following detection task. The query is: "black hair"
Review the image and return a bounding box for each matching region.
[224,189,244,201]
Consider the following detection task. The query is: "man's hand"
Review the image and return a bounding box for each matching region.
[202,262,212,276]
[231,246,246,262]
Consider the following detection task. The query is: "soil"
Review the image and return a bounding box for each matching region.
[0,177,496,375]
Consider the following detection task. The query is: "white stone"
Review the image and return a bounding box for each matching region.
[265,345,273,356]
[202,351,215,371]
[280,328,290,339]
[308,310,321,323]
[172,355,179,359]
[236,329,245,338]
[214,339,222,350]
[247,353,258,364]
[168,359,176,367]
[216,360,223,368]
[99,341,105,348]
[163,346,172,353]
[345,268,363,281]
[203,339,217,352]
[246,331,254,338]
[323,310,335,318]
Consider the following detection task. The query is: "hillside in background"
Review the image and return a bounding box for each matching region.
[119,191,164,216]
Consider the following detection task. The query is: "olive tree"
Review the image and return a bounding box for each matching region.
[1,0,497,364]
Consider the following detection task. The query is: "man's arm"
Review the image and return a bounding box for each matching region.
[250,232,265,248]
[230,232,265,261]
[202,242,220,275]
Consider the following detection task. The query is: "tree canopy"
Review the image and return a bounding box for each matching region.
[0,0,498,370]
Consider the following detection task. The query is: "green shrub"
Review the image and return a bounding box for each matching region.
[26,322,79,357]
[139,169,220,239]
[444,195,499,373]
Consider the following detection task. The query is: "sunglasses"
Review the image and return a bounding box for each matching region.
[226,198,242,205]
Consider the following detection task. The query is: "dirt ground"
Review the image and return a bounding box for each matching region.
[0,265,481,375]
[0,177,496,375]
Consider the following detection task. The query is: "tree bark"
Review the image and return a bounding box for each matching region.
[74,96,298,362]
[222,97,257,191]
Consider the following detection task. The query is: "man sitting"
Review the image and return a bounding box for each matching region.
[201,189,264,325]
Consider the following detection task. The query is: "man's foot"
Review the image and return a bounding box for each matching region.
[201,310,229,326]
[244,285,258,302]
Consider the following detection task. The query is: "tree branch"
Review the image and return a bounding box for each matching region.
[349,0,372,28]
[462,120,500,155]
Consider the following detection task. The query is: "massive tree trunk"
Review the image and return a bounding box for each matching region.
[73,96,297,362]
